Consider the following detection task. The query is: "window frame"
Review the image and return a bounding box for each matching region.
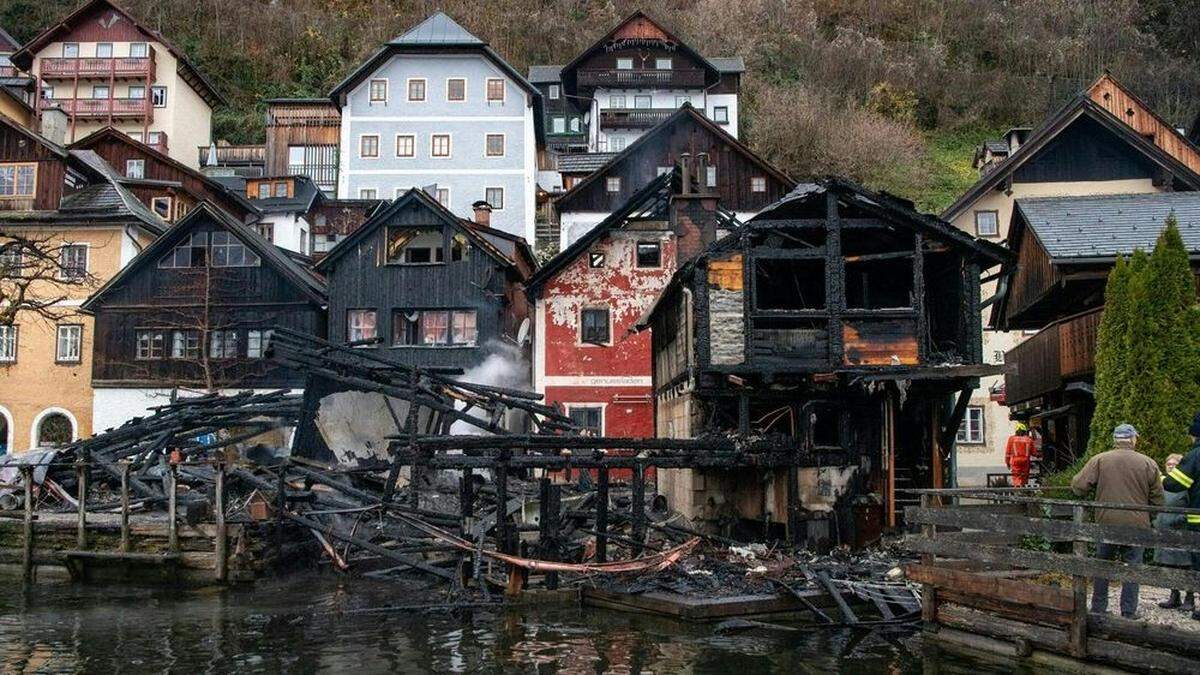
[588,251,606,268]
[395,133,415,157]
[406,78,427,102]
[368,78,388,104]
[134,329,165,360]
[635,241,662,269]
[615,58,633,70]
[151,196,172,219]
[170,329,202,360]
[95,43,113,58]
[485,78,505,103]
[359,134,380,159]
[484,133,505,157]
[430,133,452,159]
[565,404,604,436]
[712,106,729,124]
[129,42,148,58]
[551,117,566,134]
[55,324,83,364]
[124,159,144,179]
[974,210,1000,238]
[751,176,767,193]
[246,329,273,359]
[579,307,612,346]
[446,77,467,102]
[0,324,17,363]
[346,308,378,345]
[609,94,626,108]
[151,86,167,108]
[435,187,450,208]
[548,84,560,100]
[485,187,504,211]
[208,330,239,360]
[59,243,88,280]
[359,188,377,200]
[62,43,80,58]
[605,176,621,193]
[0,162,38,199]
[956,406,986,445]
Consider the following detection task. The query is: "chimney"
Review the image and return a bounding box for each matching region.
[695,152,710,191]
[472,200,492,227]
[39,106,68,146]
[679,152,692,194]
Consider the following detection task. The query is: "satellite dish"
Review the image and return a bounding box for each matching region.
[516,318,531,346]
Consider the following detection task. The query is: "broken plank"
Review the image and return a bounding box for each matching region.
[905,563,1073,613]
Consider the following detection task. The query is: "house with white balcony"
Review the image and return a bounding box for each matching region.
[12,0,222,169]
[331,12,542,242]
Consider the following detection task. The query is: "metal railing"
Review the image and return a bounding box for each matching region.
[599,108,675,129]
[577,68,706,88]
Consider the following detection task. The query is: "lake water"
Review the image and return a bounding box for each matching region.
[0,575,1028,673]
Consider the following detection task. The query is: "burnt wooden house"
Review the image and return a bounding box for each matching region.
[316,188,535,373]
[993,192,1200,468]
[641,178,1009,545]
[82,202,327,391]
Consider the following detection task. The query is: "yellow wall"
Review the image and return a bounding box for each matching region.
[0,225,150,453]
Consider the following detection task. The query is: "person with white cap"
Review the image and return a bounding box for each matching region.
[1070,423,1165,618]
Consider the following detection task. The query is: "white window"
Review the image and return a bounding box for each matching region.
[751,176,767,193]
[209,231,260,267]
[396,134,415,157]
[300,228,309,255]
[209,330,238,359]
[55,325,82,363]
[486,78,505,102]
[360,134,380,158]
[552,117,566,134]
[485,187,504,210]
[569,117,581,132]
[127,131,143,143]
[706,165,717,188]
[96,43,113,58]
[712,106,729,124]
[435,187,450,207]
[431,134,451,158]
[0,325,17,362]
[975,210,999,237]
[146,131,163,147]
[60,244,87,280]
[633,95,651,109]
[616,58,633,70]
[129,43,148,58]
[656,58,672,70]
[610,137,625,151]
[407,78,426,102]
[548,84,560,100]
[128,85,145,100]
[609,94,626,108]
[92,85,110,100]
[151,86,167,108]
[135,330,164,360]
[347,309,377,343]
[247,329,273,358]
[485,134,504,157]
[171,330,201,359]
[62,43,79,58]
[359,188,377,199]
[125,159,144,179]
[447,78,466,102]
[369,79,388,103]
[957,407,985,444]
[606,177,621,193]
[0,163,37,198]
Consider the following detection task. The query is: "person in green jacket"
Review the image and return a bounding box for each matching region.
[1162,412,1200,621]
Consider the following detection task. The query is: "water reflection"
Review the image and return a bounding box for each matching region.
[0,575,1010,673]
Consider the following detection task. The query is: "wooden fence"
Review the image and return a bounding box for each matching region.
[903,488,1200,673]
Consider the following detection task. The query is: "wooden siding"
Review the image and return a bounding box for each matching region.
[54,3,150,44]
[264,102,341,178]
[1012,114,1158,184]
[1004,225,1059,322]
[1088,75,1200,176]
[0,124,66,211]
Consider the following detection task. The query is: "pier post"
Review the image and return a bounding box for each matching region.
[595,469,609,563]
[167,464,179,552]
[495,459,509,553]
[920,493,938,626]
[1069,505,1087,657]
[276,463,287,558]
[538,478,560,590]
[75,451,88,550]
[21,466,34,583]
[119,463,130,552]
[215,461,227,582]
[631,462,646,556]
[459,468,474,535]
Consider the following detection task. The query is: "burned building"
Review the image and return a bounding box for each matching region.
[641,179,1009,545]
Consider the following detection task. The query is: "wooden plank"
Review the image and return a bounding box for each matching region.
[905,506,1200,550]
[1088,613,1200,657]
[904,536,1200,589]
[62,551,181,564]
[905,564,1073,612]
[936,588,1074,627]
[938,603,1071,652]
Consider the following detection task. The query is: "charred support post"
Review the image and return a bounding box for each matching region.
[21,466,33,583]
[276,464,287,557]
[1070,505,1087,657]
[75,452,88,550]
[632,462,646,555]
[595,469,610,563]
[215,461,227,582]
[119,463,130,553]
[167,464,179,552]
[825,189,845,360]
[459,468,474,535]
[919,493,938,626]
[495,460,510,554]
[538,478,561,590]
[787,458,801,546]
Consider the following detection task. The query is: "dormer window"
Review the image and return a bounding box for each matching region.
[257,183,270,199]
[273,181,288,198]
[386,227,445,264]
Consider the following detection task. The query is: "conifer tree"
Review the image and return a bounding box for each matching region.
[1086,253,1138,458]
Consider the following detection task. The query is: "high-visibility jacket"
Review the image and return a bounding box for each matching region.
[1005,435,1036,468]
[1163,440,1200,528]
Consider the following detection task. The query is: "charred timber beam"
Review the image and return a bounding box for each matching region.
[595,469,610,563]
[825,190,845,364]
[405,435,797,452]
[283,510,458,582]
[913,232,926,363]
[386,452,849,470]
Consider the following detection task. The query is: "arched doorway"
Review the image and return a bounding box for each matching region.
[0,405,10,455]
[31,409,76,448]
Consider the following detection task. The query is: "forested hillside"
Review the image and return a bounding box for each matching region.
[4,0,1199,211]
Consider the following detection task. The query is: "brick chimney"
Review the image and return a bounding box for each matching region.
[671,152,721,263]
[471,200,492,227]
[39,106,68,146]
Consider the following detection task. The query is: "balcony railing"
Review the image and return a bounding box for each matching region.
[199,144,266,167]
[41,54,155,80]
[0,66,19,78]
[266,104,341,127]
[1004,308,1102,405]
[577,68,707,88]
[600,108,675,130]
[41,97,152,120]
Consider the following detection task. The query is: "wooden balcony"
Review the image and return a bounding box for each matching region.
[1004,308,1102,406]
[0,66,19,78]
[600,108,675,130]
[41,97,153,121]
[266,103,340,127]
[577,68,706,88]
[199,144,265,167]
[40,53,155,80]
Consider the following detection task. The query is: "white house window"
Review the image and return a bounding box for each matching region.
[580,308,610,345]
[656,58,672,70]
[435,188,450,207]
[359,188,377,199]
[616,58,633,70]
[548,84,560,99]
[485,187,504,210]
[568,406,603,436]
[135,330,164,360]
[151,86,167,108]
[610,137,626,151]
[396,134,415,157]
[129,43,148,58]
[347,309,377,343]
[431,134,451,158]
[209,330,238,359]
[712,106,729,124]
[60,244,87,280]
[486,78,505,102]
[633,95,651,109]
[0,325,17,362]
[485,134,504,157]
[125,159,144,179]
[247,329,273,358]
[706,165,717,187]
[171,330,201,359]
[407,79,426,101]
[751,176,767,193]
[369,79,388,103]
[151,197,172,219]
[55,324,82,363]
[975,210,999,237]
[606,177,621,193]
[95,43,113,58]
[360,135,380,158]
[146,132,164,147]
[957,407,985,444]
[62,43,79,58]
[552,117,566,134]
[92,85,110,100]
[128,85,145,100]
[447,78,466,102]
[569,117,581,132]
[610,94,626,108]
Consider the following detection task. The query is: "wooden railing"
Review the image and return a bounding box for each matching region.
[904,488,1200,673]
[41,97,152,120]
[0,66,18,78]
[41,53,155,79]
[599,108,675,129]
[266,104,340,127]
[1004,308,1102,405]
[577,68,706,88]
[198,144,266,166]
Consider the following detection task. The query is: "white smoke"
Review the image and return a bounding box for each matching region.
[449,340,530,435]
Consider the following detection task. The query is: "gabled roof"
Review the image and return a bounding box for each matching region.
[66,149,168,233]
[211,175,323,214]
[1013,192,1200,261]
[707,57,745,73]
[81,201,326,312]
[527,169,680,297]
[557,152,617,174]
[0,110,66,158]
[314,187,519,273]
[942,75,1200,222]
[555,103,792,210]
[389,12,483,46]
[528,65,562,83]
[0,26,20,52]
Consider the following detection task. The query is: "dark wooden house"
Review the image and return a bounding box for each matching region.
[641,178,1009,545]
[992,192,1200,468]
[0,113,71,211]
[316,188,535,373]
[82,202,327,391]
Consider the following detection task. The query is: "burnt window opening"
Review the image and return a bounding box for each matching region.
[754,259,825,310]
[750,317,828,360]
[386,227,444,265]
[636,241,661,268]
[841,227,912,257]
[807,405,841,448]
[845,257,914,309]
[580,308,610,345]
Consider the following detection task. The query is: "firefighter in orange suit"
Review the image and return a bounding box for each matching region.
[1005,422,1037,487]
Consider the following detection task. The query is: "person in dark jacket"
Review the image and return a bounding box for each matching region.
[1162,411,1200,621]
[1156,453,1194,610]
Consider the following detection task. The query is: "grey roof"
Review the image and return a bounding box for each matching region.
[557,152,617,173]
[984,140,1010,154]
[65,149,168,233]
[210,175,322,214]
[1016,192,1200,260]
[707,56,745,73]
[389,12,484,46]
[528,65,562,83]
